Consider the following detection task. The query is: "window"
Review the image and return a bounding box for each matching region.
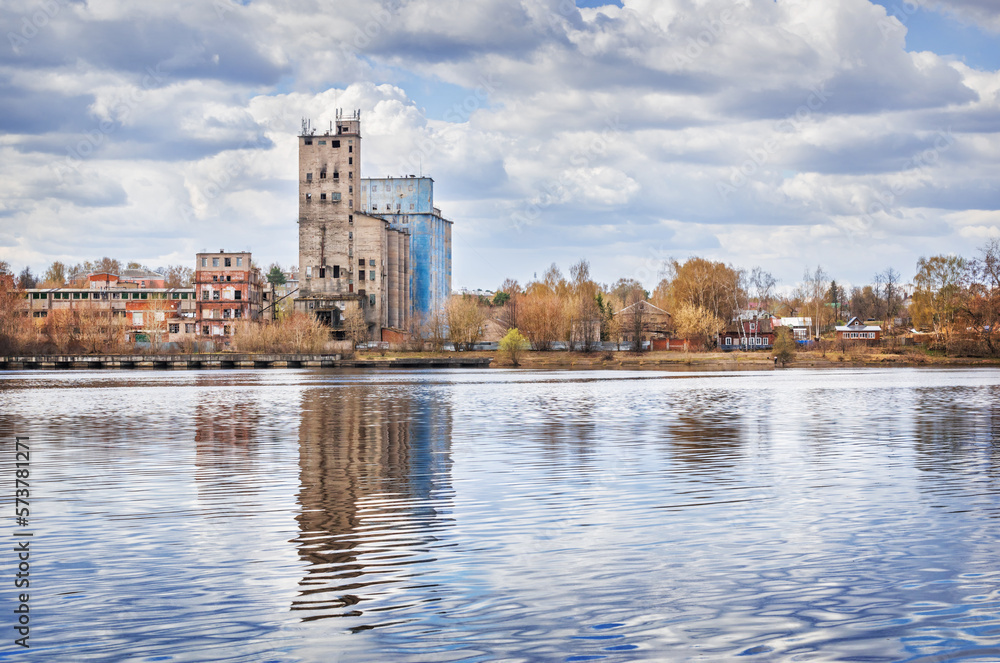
[349,185,353,193]
[320,193,326,200]
[333,171,339,179]
[369,259,376,267]
[331,192,341,201]
[304,138,312,145]
[235,309,242,318]
[318,140,326,145]
[224,258,231,267]
[320,170,326,179]
[369,270,375,281]
[396,203,401,211]
[318,267,325,279]
[234,290,242,300]
[236,257,242,267]
[333,265,340,278]
[203,325,209,335]
[201,258,207,267]
[213,291,219,300]
[306,173,312,181]
[185,324,194,334]
[725,337,732,345]
[348,172,352,179]
[172,293,180,299]
[349,199,353,208]
[359,258,365,267]
[306,266,312,278]
[348,232,353,240]
[169,324,179,334]
[224,325,230,335]
[348,158,353,165]
[359,270,365,281]
[181,293,188,299]
[213,258,219,267]
[213,276,218,282]
[348,145,353,153]
[369,294,376,307]
[332,140,340,148]
[305,193,311,201]
[73,292,80,299]
[348,214,353,224]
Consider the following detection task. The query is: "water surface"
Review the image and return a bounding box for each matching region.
[1,368,999,662]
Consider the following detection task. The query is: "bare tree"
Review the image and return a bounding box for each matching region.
[804,265,828,340]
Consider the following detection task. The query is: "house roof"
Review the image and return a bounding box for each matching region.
[835,316,881,332]
[616,300,670,317]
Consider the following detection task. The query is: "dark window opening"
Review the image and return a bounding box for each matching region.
[224,258,231,267]
[333,265,340,278]
[359,258,364,267]
[318,267,325,279]
[332,140,340,148]
[348,157,353,165]
[304,138,312,145]
[359,270,365,281]
[320,193,326,200]
[320,170,326,179]
[348,145,353,153]
[234,290,242,300]
[306,173,312,181]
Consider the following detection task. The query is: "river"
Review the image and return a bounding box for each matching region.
[1,367,998,662]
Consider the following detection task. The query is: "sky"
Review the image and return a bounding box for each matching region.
[1,0,999,291]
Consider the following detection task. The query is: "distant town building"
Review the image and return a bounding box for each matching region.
[835,317,881,344]
[194,250,264,337]
[720,318,775,350]
[361,176,453,319]
[775,317,812,340]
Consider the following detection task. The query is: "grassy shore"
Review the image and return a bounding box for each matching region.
[348,349,1000,369]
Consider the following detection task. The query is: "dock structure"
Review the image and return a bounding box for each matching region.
[0,354,492,371]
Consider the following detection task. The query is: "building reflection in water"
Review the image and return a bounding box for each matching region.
[292,383,453,623]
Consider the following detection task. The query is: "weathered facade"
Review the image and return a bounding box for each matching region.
[21,286,197,342]
[294,111,411,340]
[194,250,264,337]
[361,176,453,320]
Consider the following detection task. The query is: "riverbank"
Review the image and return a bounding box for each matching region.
[1,350,997,371]
[351,349,1000,370]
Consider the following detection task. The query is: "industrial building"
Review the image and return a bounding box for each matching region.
[294,110,452,340]
[194,250,265,337]
[361,176,452,320]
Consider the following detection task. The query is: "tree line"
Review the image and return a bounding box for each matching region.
[10,258,194,289]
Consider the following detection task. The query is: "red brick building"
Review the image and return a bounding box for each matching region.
[195,251,264,337]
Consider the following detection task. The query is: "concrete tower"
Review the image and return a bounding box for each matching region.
[294,111,410,340]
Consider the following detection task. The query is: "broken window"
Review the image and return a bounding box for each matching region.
[224,258,231,267]
[306,173,312,181]
[305,193,311,201]
[318,267,325,279]
[333,171,339,179]
[359,270,365,281]
[213,291,220,300]
[359,258,365,267]
[332,140,340,148]
[234,290,242,300]
[320,169,326,179]
[369,294,376,307]
[333,265,340,278]
[320,193,326,200]
[169,324,179,334]
[348,157,353,165]
[348,145,353,153]
[304,138,312,145]
[202,325,209,335]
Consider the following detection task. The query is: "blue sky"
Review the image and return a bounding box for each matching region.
[1,0,998,291]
